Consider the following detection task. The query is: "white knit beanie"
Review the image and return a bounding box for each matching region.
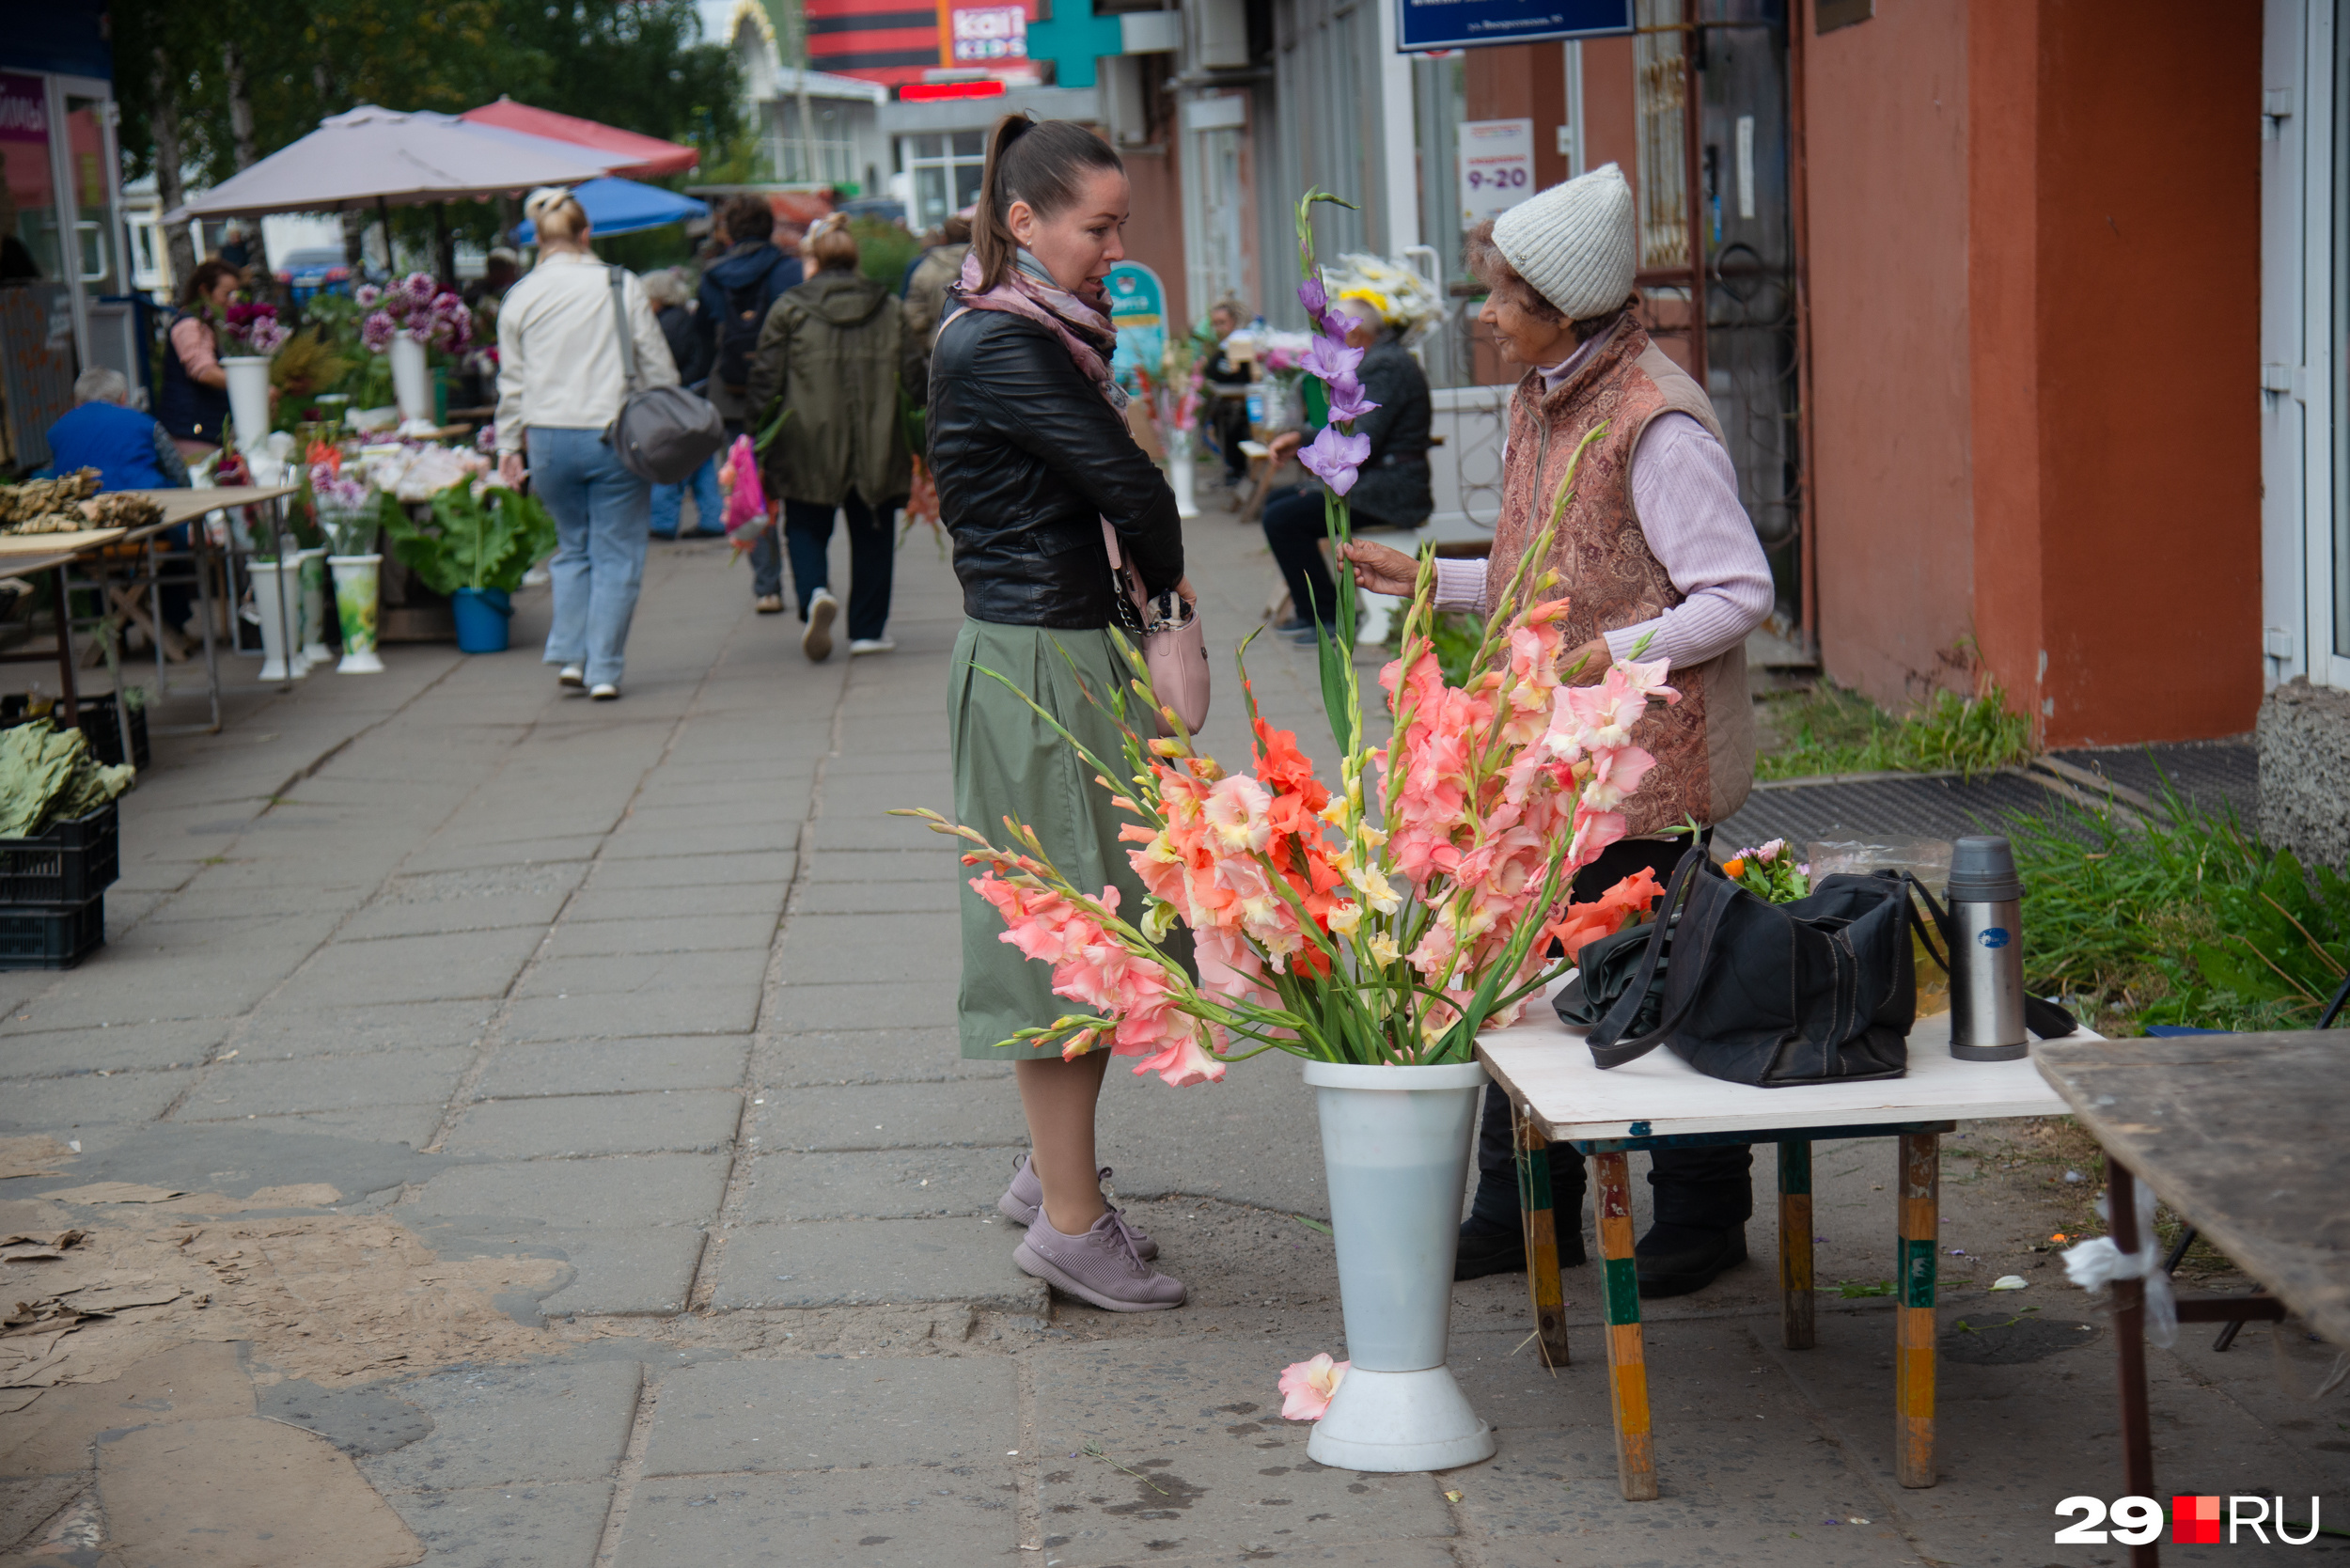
[1491,164,1637,321]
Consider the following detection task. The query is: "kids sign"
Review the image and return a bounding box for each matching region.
[1396,0,1628,54]
[1105,260,1165,391]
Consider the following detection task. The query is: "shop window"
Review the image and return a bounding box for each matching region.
[904,131,986,233]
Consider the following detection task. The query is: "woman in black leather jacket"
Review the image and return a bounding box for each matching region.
[932,116,1192,1313]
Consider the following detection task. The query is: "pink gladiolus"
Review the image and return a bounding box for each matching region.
[1579,745,1656,812]
[1124,1018,1227,1087]
[720,436,766,528]
[1278,1353,1349,1420]
[1203,774,1275,855]
[1301,426,1371,496]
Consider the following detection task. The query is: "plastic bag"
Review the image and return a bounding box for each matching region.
[1809,836,1956,1013]
[716,436,769,557]
[2061,1180,2177,1347]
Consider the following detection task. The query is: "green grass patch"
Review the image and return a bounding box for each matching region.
[1755,681,2035,782]
[2004,782,2349,1035]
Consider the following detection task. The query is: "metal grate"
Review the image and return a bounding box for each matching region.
[2045,744,2259,826]
[1716,771,2088,855]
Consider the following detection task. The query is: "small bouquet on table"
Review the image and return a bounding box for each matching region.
[901,192,1683,1473]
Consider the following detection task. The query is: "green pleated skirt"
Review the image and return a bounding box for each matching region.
[949,618,1185,1059]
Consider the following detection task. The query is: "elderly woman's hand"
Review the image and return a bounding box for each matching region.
[1337,539,1419,598]
[498,451,526,489]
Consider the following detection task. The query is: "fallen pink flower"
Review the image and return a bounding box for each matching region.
[1278,1353,1350,1420]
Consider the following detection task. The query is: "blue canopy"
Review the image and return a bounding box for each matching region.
[516,177,707,242]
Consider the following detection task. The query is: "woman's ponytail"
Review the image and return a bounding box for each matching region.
[971,114,1124,290]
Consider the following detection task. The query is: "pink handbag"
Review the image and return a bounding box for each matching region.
[1101,520,1210,736]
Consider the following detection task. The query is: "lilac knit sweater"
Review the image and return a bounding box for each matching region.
[1430,340,1772,672]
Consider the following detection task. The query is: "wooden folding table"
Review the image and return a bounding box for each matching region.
[1476,1006,2086,1500]
[2033,1030,2349,1568]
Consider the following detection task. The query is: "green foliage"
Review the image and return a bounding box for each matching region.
[379,486,556,594]
[0,721,134,838]
[2004,780,2341,1035]
[851,217,921,294]
[112,0,744,221]
[1756,681,2035,782]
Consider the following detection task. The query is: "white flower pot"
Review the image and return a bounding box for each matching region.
[328,555,384,673]
[388,335,434,432]
[222,355,273,453]
[247,558,302,682]
[295,548,332,665]
[1168,431,1199,521]
[1302,1058,1496,1473]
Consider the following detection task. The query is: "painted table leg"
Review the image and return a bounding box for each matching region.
[1778,1138,1814,1350]
[1895,1132,1939,1488]
[2105,1160,2160,1567]
[1593,1151,1658,1500]
[1513,1104,1570,1369]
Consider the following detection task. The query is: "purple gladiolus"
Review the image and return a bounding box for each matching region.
[1298,274,1328,318]
[1324,375,1381,425]
[1299,425,1371,497]
[1302,335,1364,385]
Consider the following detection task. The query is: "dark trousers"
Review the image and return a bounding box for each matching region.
[782,492,897,643]
[1209,394,1250,478]
[1470,833,1754,1237]
[1262,485,1404,630]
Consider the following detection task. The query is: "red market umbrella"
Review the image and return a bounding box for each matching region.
[458,98,698,180]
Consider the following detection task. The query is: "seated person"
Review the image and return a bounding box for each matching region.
[1260,290,1432,640]
[1200,296,1253,483]
[46,368,191,492]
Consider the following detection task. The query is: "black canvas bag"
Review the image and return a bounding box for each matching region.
[1555,843,1915,1087]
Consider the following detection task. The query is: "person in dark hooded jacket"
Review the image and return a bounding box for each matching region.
[744,215,910,662]
[697,197,805,605]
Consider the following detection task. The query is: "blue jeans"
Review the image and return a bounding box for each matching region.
[750,525,784,599]
[783,492,897,642]
[528,427,650,688]
[650,453,722,538]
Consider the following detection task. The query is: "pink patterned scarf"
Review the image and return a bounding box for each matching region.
[951,249,1127,410]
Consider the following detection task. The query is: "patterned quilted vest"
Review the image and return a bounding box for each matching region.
[1484,318,1755,837]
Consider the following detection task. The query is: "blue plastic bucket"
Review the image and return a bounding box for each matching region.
[451,587,513,653]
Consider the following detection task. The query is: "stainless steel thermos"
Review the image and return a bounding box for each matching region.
[1946,835,2029,1060]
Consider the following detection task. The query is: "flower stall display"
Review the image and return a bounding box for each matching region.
[357,274,473,433]
[902,192,1682,1472]
[376,463,556,654]
[1150,333,1204,520]
[218,302,290,454]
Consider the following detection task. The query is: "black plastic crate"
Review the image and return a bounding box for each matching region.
[0,803,119,905]
[0,893,105,969]
[0,693,149,771]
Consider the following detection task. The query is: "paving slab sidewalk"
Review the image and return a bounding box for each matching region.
[0,509,2334,1568]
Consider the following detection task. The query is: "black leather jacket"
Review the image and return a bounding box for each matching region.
[929,307,1183,629]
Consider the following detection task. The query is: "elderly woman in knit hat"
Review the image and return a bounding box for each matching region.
[1344,164,1774,1301]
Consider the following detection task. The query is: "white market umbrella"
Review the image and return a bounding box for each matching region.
[164,104,617,221]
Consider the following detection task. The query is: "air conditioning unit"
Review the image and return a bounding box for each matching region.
[1185,0,1248,71]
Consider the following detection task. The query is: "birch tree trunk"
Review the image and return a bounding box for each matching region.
[149,49,198,290]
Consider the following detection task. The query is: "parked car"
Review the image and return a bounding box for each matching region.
[274,247,353,303]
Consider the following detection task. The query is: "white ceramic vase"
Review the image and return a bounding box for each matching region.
[295,548,332,665]
[1302,1058,1496,1473]
[328,555,384,674]
[388,336,434,432]
[222,355,273,453]
[1168,430,1199,520]
[247,558,302,682]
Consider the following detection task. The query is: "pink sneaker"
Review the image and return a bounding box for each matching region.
[997,1153,1159,1260]
[1014,1209,1186,1312]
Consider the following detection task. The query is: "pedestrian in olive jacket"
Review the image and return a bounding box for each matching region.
[744,216,912,661]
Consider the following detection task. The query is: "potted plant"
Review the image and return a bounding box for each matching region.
[358,274,472,434]
[899,192,1681,1474]
[218,301,290,454]
[380,479,556,654]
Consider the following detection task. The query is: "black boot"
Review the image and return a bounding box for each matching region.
[1634,1222,1747,1297]
[1455,1085,1588,1279]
